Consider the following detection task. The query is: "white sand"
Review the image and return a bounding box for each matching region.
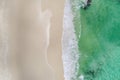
[0,0,65,80]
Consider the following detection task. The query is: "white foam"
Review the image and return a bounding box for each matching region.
[79,75,84,80]
[62,0,80,80]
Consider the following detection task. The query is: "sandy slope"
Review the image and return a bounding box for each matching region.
[0,0,65,80]
[41,0,65,80]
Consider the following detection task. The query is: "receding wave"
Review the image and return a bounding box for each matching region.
[62,0,80,80]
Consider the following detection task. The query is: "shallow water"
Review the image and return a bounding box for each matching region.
[62,0,79,80]
[70,0,120,80]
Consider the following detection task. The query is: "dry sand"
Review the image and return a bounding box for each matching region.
[0,0,65,80]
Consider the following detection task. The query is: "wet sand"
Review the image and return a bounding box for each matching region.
[0,0,65,80]
[42,0,65,80]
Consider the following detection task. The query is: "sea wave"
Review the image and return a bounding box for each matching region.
[62,0,80,80]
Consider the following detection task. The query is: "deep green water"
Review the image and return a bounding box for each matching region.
[71,0,120,80]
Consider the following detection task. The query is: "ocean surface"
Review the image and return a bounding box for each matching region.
[63,0,120,80]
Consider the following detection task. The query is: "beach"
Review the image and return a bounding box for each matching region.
[0,0,65,80]
[42,0,65,80]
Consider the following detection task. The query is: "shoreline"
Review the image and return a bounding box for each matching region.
[62,0,79,80]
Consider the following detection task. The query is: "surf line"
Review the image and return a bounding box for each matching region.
[62,0,81,80]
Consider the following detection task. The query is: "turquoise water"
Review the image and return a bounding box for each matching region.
[71,0,120,80]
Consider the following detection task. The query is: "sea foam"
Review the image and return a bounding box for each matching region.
[62,0,80,80]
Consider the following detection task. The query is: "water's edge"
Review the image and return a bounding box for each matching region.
[62,0,79,80]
